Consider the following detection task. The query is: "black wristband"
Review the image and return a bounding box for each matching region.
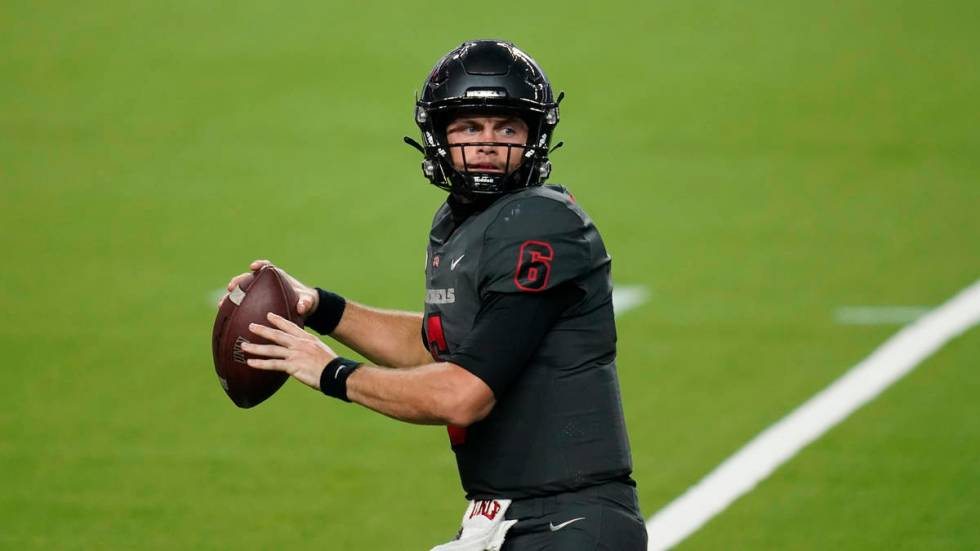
[305,288,346,335]
[319,357,362,402]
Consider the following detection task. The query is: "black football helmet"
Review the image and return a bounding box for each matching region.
[407,40,562,196]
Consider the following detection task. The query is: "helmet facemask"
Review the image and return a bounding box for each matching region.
[426,108,546,197]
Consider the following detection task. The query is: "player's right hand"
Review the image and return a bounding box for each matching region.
[218,259,320,320]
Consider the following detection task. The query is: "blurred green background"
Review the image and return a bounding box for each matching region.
[2,1,978,549]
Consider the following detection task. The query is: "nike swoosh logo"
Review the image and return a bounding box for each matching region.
[549,517,585,532]
[451,255,465,271]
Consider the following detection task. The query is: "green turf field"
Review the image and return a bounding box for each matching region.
[2,1,978,549]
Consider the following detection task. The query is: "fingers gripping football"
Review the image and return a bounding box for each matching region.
[219,260,319,319]
[274,268,319,318]
[217,271,254,308]
[243,313,337,390]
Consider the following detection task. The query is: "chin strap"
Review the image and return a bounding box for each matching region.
[405,136,441,183]
[403,136,426,154]
[405,134,557,190]
[546,91,566,158]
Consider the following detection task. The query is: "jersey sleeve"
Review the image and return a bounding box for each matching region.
[447,283,584,397]
[478,195,602,295]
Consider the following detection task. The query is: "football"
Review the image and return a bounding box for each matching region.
[212,266,302,408]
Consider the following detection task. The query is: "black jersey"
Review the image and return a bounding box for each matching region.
[423,185,634,499]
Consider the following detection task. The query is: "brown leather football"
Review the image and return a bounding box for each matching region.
[212,266,302,408]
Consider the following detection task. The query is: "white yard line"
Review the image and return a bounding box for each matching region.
[647,279,980,551]
[210,288,227,306]
[835,305,932,325]
[211,285,651,316]
[613,285,651,318]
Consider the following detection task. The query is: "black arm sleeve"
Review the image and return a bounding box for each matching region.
[446,282,584,397]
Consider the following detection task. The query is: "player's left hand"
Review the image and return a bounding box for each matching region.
[243,312,337,390]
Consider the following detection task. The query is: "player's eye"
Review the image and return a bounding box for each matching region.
[448,123,478,135]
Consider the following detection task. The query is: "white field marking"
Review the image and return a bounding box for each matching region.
[210,284,652,315]
[613,285,651,318]
[836,305,932,325]
[210,288,228,306]
[647,279,980,551]
[208,285,650,318]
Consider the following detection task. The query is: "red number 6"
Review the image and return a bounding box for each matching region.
[514,241,554,292]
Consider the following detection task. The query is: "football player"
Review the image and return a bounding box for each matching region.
[223,40,647,550]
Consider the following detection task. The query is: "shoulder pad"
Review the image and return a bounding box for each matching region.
[478,188,607,294]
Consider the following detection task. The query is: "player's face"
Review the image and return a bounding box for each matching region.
[445,115,529,175]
